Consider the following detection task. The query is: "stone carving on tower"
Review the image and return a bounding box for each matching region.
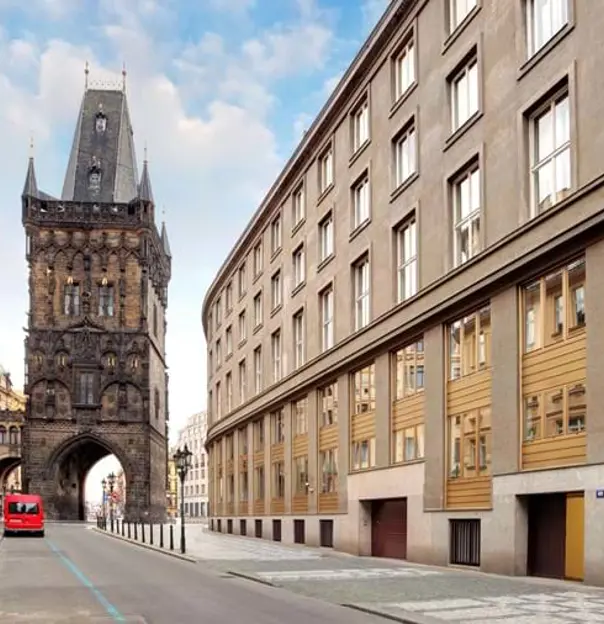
[20,68,172,521]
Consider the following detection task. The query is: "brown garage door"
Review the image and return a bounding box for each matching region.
[371,498,407,560]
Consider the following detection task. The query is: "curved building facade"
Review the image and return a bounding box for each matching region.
[203,0,604,584]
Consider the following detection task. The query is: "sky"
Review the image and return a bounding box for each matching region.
[0,0,389,500]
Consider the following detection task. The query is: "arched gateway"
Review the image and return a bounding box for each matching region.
[19,77,172,521]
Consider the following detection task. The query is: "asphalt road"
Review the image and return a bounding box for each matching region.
[0,523,386,623]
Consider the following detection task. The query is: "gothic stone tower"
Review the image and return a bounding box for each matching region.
[20,82,171,521]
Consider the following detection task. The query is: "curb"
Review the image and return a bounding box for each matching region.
[90,526,198,563]
[227,570,277,587]
[342,603,419,624]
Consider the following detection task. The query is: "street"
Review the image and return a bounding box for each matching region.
[0,523,385,623]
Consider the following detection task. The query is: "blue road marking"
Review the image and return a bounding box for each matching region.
[47,539,126,622]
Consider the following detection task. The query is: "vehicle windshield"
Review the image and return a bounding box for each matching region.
[7,502,39,515]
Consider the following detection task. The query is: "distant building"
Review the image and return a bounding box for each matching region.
[176,411,208,517]
[0,366,26,411]
[166,451,178,519]
[0,365,26,494]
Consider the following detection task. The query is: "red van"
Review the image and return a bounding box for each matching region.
[3,494,45,537]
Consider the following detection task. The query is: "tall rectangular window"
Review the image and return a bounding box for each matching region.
[238,359,247,404]
[527,0,568,56]
[77,372,95,405]
[352,175,370,230]
[271,409,285,444]
[238,263,246,297]
[320,448,339,493]
[352,100,369,152]
[320,286,334,351]
[319,213,334,262]
[271,214,282,254]
[225,281,233,312]
[272,462,285,498]
[449,306,491,380]
[394,339,425,400]
[394,125,416,187]
[271,271,282,309]
[293,398,308,435]
[319,146,334,193]
[225,325,233,355]
[293,310,305,369]
[319,382,338,427]
[271,330,282,382]
[353,364,375,414]
[238,310,246,343]
[216,338,222,367]
[293,245,305,288]
[98,284,115,317]
[215,381,222,420]
[292,184,305,226]
[253,241,263,277]
[353,257,370,331]
[294,456,309,495]
[253,292,263,328]
[450,0,477,32]
[448,409,491,478]
[253,346,262,394]
[452,164,481,267]
[64,282,81,316]
[225,372,233,413]
[215,297,222,328]
[394,38,415,100]
[396,218,418,302]
[451,58,479,131]
[531,91,570,216]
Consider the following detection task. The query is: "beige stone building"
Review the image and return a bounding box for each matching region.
[0,366,26,493]
[176,411,209,517]
[202,0,604,585]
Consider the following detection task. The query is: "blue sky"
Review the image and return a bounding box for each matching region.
[0,0,389,496]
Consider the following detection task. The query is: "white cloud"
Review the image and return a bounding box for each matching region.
[361,0,390,29]
[207,0,255,13]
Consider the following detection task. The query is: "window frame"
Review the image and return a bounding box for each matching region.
[526,0,569,58]
[293,309,305,369]
[292,244,306,288]
[450,56,479,132]
[318,212,334,263]
[351,174,370,230]
[395,216,418,303]
[353,255,371,331]
[320,285,334,352]
[451,161,482,268]
[351,98,370,153]
[448,306,491,381]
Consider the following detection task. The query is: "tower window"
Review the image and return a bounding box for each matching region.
[98,284,115,317]
[95,113,107,133]
[77,372,95,405]
[64,283,81,316]
[89,171,101,191]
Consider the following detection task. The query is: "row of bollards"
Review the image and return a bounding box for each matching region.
[96,515,177,552]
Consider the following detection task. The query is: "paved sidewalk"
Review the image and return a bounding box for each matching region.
[111,523,604,623]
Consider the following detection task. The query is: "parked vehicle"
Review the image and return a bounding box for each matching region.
[3,494,45,537]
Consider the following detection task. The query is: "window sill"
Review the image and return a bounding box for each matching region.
[390,457,425,468]
[442,4,481,55]
[253,323,263,336]
[317,183,334,206]
[225,353,233,362]
[517,24,574,82]
[349,218,371,242]
[291,281,306,297]
[443,111,483,152]
[237,339,247,349]
[348,139,370,168]
[238,292,247,303]
[390,171,419,203]
[388,81,418,119]
[270,247,282,263]
[252,271,263,285]
[317,253,335,274]
[291,218,306,237]
[270,303,283,318]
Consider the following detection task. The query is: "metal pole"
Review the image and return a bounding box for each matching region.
[169,524,174,550]
[160,523,164,548]
[110,485,114,533]
[180,472,186,554]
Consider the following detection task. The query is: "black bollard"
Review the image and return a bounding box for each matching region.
[134,522,138,541]
[169,524,174,551]
[150,522,154,546]
[111,517,114,533]
[127,521,131,539]
[141,523,145,544]
[160,524,164,549]
[122,520,125,537]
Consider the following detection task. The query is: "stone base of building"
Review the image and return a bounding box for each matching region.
[209,462,604,586]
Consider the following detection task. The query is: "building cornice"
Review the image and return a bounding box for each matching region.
[200,0,417,334]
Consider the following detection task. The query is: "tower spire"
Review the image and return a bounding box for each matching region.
[122,61,127,92]
[84,61,89,90]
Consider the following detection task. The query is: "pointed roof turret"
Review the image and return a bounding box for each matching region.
[61,86,139,204]
[161,221,172,258]
[138,153,154,203]
[22,156,39,199]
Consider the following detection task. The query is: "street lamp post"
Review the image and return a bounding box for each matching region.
[107,472,116,533]
[101,478,107,528]
[173,444,192,554]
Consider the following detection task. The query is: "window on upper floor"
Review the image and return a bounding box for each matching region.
[225,372,233,413]
[449,306,491,381]
[76,371,95,405]
[207,311,213,339]
[292,184,305,227]
[64,281,81,316]
[393,36,415,101]
[319,212,334,263]
[526,0,568,57]
[98,283,115,317]
[522,257,585,353]
[351,439,375,471]
[293,455,309,494]
[353,363,375,414]
[238,359,247,404]
[254,418,264,450]
[225,281,233,312]
[293,397,308,435]
[319,145,334,193]
[271,329,282,383]
[253,240,263,277]
[271,214,282,255]
[216,338,222,367]
[239,427,248,455]
[293,309,305,369]
[272,462,285,498]
[452,162,481,267]
[238,309,247,344]
[395,216,418,303]
[253,346,262,394]
[529,88,571,217]
[292,244,305,288]
[271,409,285,444]
[393,122,417,189]
[320,285,334,352]
[448,408,491,479]
[319,382,338,427]
[215,296,222,328]
[237,263,246,298]
[271,270,282,310]
[225,325,233,356]
[215,381,222,419]
[352,174,370,230]
[393,339,425,400]
[320,448,338,493]
[351,99,369,153]
[353,256,370,331]
[450,56,479,132]
[253,292,263,328]
[449,0,477,33]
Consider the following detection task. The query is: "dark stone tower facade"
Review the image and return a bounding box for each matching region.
[20,81,171,521]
